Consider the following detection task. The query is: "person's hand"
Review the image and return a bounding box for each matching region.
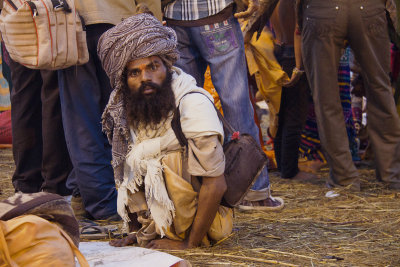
[109,233,137,247]
[234,0,260,19]
[146,238,190,250]
[283,67,304,88]
[354,122,361,134]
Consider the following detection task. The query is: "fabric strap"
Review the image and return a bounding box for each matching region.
[4,0,17,11]
[171,91,236,147]
[0,193,63,221]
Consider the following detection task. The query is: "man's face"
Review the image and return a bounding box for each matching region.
[126,56,167,95]
[123,56,175,130]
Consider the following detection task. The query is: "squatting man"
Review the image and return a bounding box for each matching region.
[97,13,234,249]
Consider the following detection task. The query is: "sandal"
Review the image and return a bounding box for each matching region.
[80,225,118,240]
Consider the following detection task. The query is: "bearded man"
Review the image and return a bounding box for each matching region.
[97,13,233,249]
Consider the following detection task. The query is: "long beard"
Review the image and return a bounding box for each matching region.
[124,71,175,130]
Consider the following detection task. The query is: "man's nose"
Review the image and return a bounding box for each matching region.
[141,70,152,81]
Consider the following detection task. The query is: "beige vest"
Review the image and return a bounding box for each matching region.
[74,0,162,25]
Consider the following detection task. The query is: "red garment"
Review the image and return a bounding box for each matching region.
[0,110,12,145]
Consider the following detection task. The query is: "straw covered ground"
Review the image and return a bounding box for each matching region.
[1,147,399,266]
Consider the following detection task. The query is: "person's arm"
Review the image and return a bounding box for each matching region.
[234,0,260,19]
[283,24,305,87]
[184,174,227,248]
[294,25,303,70]
[146,174,227,249]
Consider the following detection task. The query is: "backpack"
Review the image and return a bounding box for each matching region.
[0,192,89,266]
[0,215,89,267]
[0,0,89,70]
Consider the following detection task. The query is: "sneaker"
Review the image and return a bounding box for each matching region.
[238,196,284,211]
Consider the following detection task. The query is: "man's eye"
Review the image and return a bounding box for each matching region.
[150,64,157,71]
[129,70,140,77]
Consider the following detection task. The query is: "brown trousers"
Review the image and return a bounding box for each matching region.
[301,0,400,186]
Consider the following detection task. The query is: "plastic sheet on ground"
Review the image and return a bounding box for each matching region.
[78,242,189,267]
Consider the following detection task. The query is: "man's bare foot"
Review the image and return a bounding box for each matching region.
[109,233,137,247]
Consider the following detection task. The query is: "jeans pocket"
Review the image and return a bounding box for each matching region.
[302,3,338,38]
[359,3,388,39]
[200,22,239,56]
[303,17,337,39]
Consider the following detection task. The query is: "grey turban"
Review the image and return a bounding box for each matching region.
[97,13,179,90]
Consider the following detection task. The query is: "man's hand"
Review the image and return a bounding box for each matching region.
[283,67,304,87]
[146,239,190,250]
[234,0,260,19]
[109,233,137,247]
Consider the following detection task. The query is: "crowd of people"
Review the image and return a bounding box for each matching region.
[1,0,400,251]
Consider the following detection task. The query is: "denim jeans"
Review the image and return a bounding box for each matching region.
[58,24,117,219]
[168,15,269,191]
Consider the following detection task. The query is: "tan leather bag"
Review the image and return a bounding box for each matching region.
[0,0,89,70]
[0,215,89,267]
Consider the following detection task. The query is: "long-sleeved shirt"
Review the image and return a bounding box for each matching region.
[164,0,234,20]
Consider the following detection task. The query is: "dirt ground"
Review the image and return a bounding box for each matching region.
[1,147,399,266]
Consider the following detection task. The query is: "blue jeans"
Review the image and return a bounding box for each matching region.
[168,15,269,191]
[58,24,117,219]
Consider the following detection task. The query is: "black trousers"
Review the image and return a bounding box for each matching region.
[274,45,309,178]
[9,57,72,195]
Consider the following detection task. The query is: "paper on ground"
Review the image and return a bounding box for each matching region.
[78,241,186,267]
[325,190,340,198]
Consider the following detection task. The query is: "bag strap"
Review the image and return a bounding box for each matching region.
[59,228,90,267]
[171,91,237,147]
[4,0,17,11]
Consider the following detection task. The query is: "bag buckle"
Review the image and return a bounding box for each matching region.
[26,1,38,16]
[53,0,71,12]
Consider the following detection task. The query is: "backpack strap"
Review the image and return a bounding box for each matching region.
[4,0,17,11]
[0,193,63,221]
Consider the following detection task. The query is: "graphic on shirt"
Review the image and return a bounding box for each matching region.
[201,23,238,55]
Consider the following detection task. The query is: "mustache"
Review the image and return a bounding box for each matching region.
[138,81,162,94]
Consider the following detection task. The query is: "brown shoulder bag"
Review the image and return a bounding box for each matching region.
[171,92,268,207]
